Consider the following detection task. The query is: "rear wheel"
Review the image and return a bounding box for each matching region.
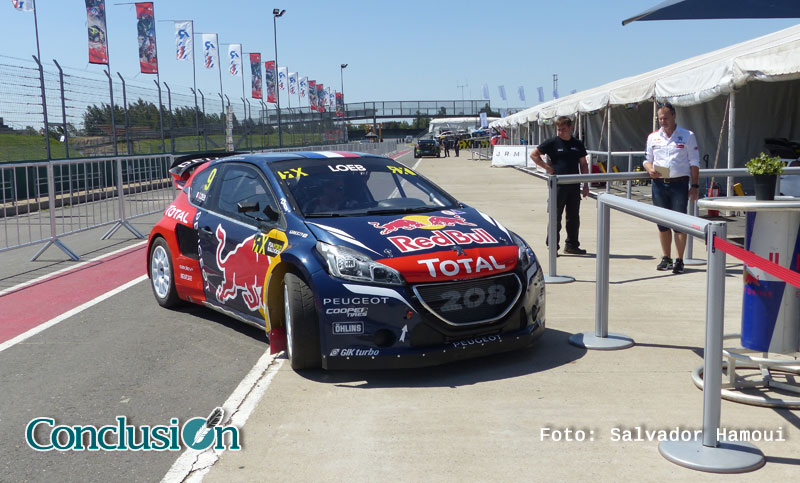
[149,238,181,308]
[283,273,321,370]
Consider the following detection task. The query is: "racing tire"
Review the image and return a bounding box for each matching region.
[283,272,321,370]
[413,151,419,158]
[149,237,182,308]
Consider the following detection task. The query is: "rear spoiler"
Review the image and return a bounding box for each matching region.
[168,152,242,189]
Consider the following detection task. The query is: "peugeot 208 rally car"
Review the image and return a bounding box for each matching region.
[147,152,545,370]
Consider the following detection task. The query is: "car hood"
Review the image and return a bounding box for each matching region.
[304,208,519,283]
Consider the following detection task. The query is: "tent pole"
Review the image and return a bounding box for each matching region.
[607,105,612,181]
[727,92,735,198]
[653,99,657,131]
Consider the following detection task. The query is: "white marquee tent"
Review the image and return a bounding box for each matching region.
[492,24,800,193]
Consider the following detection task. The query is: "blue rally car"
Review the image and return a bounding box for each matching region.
[147,151,545,370]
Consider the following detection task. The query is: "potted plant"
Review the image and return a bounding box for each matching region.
[746,152,784,200]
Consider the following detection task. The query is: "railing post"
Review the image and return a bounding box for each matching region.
[626,152,633,199]
[685,199,706,266]
[117,73,132,155]
[104,69,118,156]
[102,158,145,240]
[154,80,166,154]
[190,87,201,151]
[53,59,69,158]
[165,82,175,153]
[30,161,79,261]
[245,98,252,152]
[544,175,574,284]
[199,89,208,151]
[32,56,51,160]
[659,222,764,472]
[568,196,632,349]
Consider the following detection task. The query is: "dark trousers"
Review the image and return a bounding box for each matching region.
[547,184,581,249]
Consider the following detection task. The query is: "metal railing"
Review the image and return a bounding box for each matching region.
[0,154,173,260]
[570,194,765,473]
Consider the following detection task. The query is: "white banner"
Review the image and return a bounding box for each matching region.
[288,72,297,95]
[491,146,529,167]
[299,76,307,100]
[228,44,242,76]
[174,21,192,61]
[202,33,218,69]
[498,85,507,101]
[277,66,288,91]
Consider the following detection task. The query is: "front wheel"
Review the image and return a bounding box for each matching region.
[283,273,321,370]
[149,237,182,308]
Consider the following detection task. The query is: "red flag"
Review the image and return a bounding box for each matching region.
[250,53,262,99]
[135,3,158,74]
[265,61,276,103]
[335,92,344,118]
[85,0,109,65]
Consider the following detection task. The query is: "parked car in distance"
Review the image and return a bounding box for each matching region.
[414,139,440,158]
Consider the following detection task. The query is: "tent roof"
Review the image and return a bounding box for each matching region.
[622,0,800,26]
[493,23,800,127]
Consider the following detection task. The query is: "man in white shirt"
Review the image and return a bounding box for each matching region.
[643,102,700,274]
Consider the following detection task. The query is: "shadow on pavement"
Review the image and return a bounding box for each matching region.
[299,328,586,388]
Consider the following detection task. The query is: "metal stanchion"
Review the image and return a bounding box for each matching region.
[568,197,633,349]
[659,223,765,473]
[30,161,79,261]
[544,175,574,284]
[684,199,706,266]
[102,158,146,240]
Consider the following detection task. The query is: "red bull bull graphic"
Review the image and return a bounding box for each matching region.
[368,214,476,235]
[214,226,269,312]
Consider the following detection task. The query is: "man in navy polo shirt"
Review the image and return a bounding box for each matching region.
[529,116,590,255]
[643,102,700,274]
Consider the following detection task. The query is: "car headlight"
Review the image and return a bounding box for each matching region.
[511,232,536,271]
[316,242,404,286]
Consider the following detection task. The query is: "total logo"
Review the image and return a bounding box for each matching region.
[329,348,380,357]
[417,256,506,278]
[165,205,192,224]
[368,212,476,235]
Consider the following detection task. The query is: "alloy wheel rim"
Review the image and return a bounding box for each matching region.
[151,245,170,299]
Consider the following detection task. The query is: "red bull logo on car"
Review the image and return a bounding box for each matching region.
[389,229,498,253]
[368,213,476,235]
[214,226,269,312]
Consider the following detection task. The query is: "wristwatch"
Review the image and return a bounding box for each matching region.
[691,183,699,188]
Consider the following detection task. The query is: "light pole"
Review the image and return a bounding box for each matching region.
[340,63,348,108]
[273,8,285,147]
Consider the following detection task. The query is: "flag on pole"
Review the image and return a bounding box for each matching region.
[11,0,34,11]
[288,72,297,95]
[518,86,526,102]
[265,60,276,103]
[277,66,287,91]
[316,84,325,112]
[174,21,192,61]
[537,87,544,102]
[498,85,507,101]
[336,92,344,117]
[228,44,242,76]
[482,83,489,100]
[308,80,317,111]
[299,76,308,101]
[135,3,157,74]
[85,0,109,65]
[202,33,218,69]
[249,53,262,99]
[328,89,335,110]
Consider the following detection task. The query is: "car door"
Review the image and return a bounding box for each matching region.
[197,163,284,325]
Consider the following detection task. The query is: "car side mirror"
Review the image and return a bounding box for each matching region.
[237,201,260,213]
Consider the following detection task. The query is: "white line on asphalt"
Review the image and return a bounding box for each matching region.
[0,240,148,296]
[161,351,286,483]
[0,274,148,354]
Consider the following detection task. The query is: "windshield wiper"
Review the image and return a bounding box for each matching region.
[365,206,437,215]
[305,212,345,218]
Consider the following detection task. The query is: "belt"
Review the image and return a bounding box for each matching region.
[660,176,689,184]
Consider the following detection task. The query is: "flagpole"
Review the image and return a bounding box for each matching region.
[190,21,199,149]
[216,34,224,120]
[152,4,165,153]
[31,2,51,159]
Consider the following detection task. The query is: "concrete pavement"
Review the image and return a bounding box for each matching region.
[203,153,800,482]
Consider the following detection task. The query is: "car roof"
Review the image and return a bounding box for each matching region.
[214,151,377,165]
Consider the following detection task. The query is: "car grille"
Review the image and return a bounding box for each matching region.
[412,273,522,326]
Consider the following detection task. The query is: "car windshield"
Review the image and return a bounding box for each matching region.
[271,156,458,217]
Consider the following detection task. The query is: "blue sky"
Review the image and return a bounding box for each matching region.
[2,0,798,108]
